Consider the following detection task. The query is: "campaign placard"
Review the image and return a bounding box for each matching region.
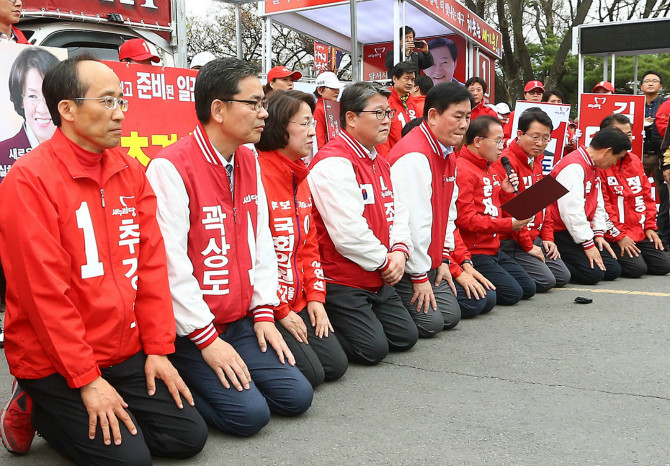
[578,93,644,156]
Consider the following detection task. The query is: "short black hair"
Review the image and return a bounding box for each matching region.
[340,81,391,128]
[427,37,458,61]
[590,127,632,154]
[392,61,417,80]
[465,115,502,145]
[9,47,60,119]
[465,76,487,94]
[414,75,433,95]
[42,54,99,127]
[542,88,565,103]
[398,26,416,42]
[194,57,259,124]
[401,117,423,137]
[600,113,631,129]
[641,70,663,85]
[255,90,315,152]
[423,81,473,120]
[517,107,553,133]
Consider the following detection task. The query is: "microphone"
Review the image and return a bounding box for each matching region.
[500,156,518,195]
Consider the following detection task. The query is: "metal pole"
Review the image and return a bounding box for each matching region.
[578,52,584,123]
[611,53,615,88]
[235,4,243,60]
[633,55,639,94]
[173,0,187,68]
[266,16,273,71]
[350,0,359,81]
[393,0,400,71]
[603,56,608,82]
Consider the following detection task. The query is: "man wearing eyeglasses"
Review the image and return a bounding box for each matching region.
[455,115,537,306]
[493,107,571,293]
[642,71,670,251]
[376,61,418,156]
[389,83,497,330]
[146,57,313,437]
[0,56,208,462]
[0,0,28,44]
[307,81,418,365]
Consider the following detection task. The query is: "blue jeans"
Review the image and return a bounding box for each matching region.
[170,317,313,437]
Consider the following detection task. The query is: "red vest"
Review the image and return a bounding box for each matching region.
[152,124,259,325]
[387,122,455,269]
[549,147,600,234]
[310,131,396,291]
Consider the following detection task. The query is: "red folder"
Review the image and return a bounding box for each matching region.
[501,175,569,219]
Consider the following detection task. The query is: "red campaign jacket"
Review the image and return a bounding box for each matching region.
[471,101,499,121]
[655,98,670,138]
[313,98,328,150]
[455,146,514,255]
[0,129,175,388]
[599,152,657,243]
[376,87,417,157]
[12,26,29,44]
[309,130,409,292]
[387,122,457,280]
[493,140,554,251]
[149,125,278,350]
[258,150,326,320]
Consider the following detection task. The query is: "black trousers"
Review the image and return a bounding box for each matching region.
[324,283,418,366]
[609,237,670,278]
[19,352,207,466]
[554,231,622,285]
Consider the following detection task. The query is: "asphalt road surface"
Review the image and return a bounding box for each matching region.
[1,274,669,465]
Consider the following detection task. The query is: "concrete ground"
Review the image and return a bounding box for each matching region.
[1,275,669,465]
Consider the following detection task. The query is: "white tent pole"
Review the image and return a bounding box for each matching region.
[235,5,243,60]
[611,53,615,88]
[603,56,608,81]
[350,0,359,81]
[633,56,639,94]
[393,0,400,72]
[578,52,584,123]
[265,16,272,71]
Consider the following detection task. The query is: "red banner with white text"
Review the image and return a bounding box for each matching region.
[105,61,199,166]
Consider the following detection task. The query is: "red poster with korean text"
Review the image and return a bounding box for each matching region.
[578,94,645,156]
[105,61,199,166]
[313,42,330,72]
[23,0,171,28]
[323,100,341,142]
[363,34,466,83]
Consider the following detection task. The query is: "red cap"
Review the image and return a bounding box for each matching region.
[267,66,302,83]
[119,38,159,63]
[524,80,544,93]
[593,81,615,93]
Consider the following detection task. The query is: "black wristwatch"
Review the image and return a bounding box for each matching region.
[460,259,473,267]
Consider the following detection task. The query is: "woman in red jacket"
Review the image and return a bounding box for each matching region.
[256,90,347,387]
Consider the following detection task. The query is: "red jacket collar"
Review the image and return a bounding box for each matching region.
[49,129,128,184]
[459,145,489,170]
[11,25,29,44]
[257,150,309,183]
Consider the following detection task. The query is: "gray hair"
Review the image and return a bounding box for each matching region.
[339,82,391,127]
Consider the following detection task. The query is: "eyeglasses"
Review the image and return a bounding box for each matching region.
[290,119,317,129]
[479,137,504,147]
[642,78,661,84]
[360,109,396,120]
[523,133,551,143]
[73,96,129,112]
[22,94,46,106]
[222,98,268,112]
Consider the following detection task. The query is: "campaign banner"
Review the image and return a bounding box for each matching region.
[0,43,67,180]
[323,100,341,142]
[363,34,466,83]
[578,93,644,156]
[313,42,330,71]
[22,0,171,29]
[106,61,199,166]
[509,101,571,175]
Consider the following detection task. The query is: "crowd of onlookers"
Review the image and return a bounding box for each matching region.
[0,10,669,463]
